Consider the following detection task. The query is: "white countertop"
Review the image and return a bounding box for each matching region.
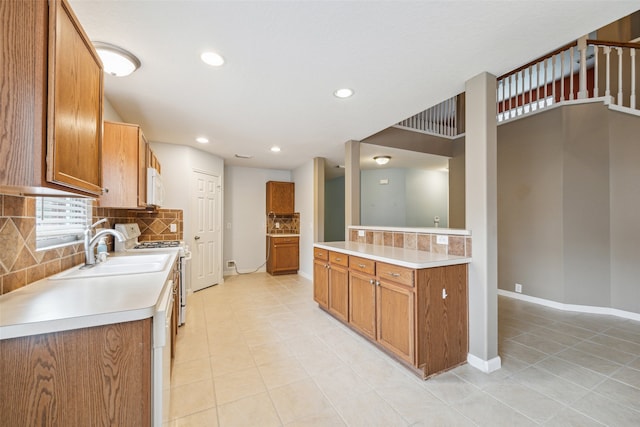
[0,249,179,340]
[314,242,471,269]
[348,226,471,236]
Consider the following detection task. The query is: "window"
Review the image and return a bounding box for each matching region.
[35,197,92,250]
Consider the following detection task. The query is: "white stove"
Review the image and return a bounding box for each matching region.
[114,223,190,326]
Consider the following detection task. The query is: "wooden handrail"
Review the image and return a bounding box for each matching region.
[498,41,578,80]
[586,39,640,49]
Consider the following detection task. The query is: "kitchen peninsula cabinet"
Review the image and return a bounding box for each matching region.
[101,121,149,208]
[314,243,469,379]
[0,320,152,426]
[0,0,103,196]
[266,181,294,214]
[328,252,349,322]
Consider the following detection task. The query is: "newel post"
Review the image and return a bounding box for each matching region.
[577,36,588,99]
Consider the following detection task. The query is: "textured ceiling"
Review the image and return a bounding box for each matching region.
[70,1,639,171]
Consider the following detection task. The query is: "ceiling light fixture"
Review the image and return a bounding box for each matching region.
[334,88,354,98]
[196,137,209,144]
[93,41,141,77]
[374,156,391,165]
[201,51,225,67]
[234,154,253,159]
[270,146,281,153]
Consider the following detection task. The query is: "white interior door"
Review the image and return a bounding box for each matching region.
[191,170,221,291]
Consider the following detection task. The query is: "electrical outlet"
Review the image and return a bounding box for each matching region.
[515,283,522,293]
[436,235,448,245]
[275,222,280,229]
[226,260,235,268]
[358,230,365,237]
[169,223,177,233]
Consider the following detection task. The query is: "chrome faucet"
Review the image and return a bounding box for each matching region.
[83,219,126,267]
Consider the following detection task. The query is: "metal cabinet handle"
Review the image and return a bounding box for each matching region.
[369,279,375,285]
[335,257,342,261]
[376,280,380,286]
[388,272,400,277]
[358,263,366,268]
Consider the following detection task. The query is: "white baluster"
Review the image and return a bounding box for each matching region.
[560,51,565,102]
[617,47,623,106]
[543,58,547,105]
[569,46,575,100]
[578,37,588,99]
[605,46,612,101]
[537,62,542,108]
[631,48,636,109]
[529,65,533,113]
[551,53,557,104]
[594,45,599,97]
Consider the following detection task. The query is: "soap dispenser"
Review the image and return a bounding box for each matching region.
[97,237,108,263]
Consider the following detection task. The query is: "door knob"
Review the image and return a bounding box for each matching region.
[194,236,201,240]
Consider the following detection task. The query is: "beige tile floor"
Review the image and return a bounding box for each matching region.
[169,273,640,426]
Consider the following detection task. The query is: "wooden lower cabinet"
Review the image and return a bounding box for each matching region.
[314,248,468,379]
[376,279,415,364]
[0,319,152,426]
[267,236,299,275]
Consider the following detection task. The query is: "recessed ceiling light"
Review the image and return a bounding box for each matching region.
[334,88,354,98]
[201,51,225,67]
[93,41,141,77]
[270,146,281,153]
[196,137,209,144]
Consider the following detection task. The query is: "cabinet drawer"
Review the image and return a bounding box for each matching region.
[329,251,349,267]
[272,237,299,245]
[349,256,375,275]
[376,262,414,287]
[314,248,329,261]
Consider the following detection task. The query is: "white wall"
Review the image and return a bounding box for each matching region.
[224,166,291,274]
[405,169,449,227]
[103,97,123,122]
[150,142,224,290]
[292,160,314,279]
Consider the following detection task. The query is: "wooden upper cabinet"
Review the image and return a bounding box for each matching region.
[101,121,148,208]
[0,0,103,196]
[266,181,294,214]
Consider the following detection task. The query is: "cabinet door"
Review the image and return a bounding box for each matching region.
[266,181,294,213]
[349,271,376,340]
[46,0,103,195]
[328,265,349,322]
[138,131,148,207]
[376,280,414,364]
[421,265,468,376]
[313,259,329,308]
[101,122,140,208]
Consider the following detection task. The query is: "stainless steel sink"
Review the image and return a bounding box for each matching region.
[50,253,172,280]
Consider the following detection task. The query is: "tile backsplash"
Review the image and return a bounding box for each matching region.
[348,227,472,258]
[0,193,183,295]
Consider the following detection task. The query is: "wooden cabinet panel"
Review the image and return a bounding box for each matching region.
[266,181,294,214]
[417,265,468,376]
[376,279,415,364]
[329,251,348,267]
[328,265,349,322]
[349,256,375,275]
[349,271,376,340]
[0,0,103,196]
[313,259,329,308]
[138,131,148,206]
[102,121,142,208]
[46,0,103,195]
[267,236,299,275]
[314,248,329,261]
[376,262,414,287]
[0,320,152,426]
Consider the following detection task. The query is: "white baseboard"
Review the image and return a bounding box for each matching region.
[467,353,502,373]
[498,289,640,322]
[298,271,312,281]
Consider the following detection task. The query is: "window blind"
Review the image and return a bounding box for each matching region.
[35,197,91,249]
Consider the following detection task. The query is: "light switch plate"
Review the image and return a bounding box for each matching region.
[436,235,448,245]
[358,230,365,237]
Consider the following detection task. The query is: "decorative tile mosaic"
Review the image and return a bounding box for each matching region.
[266,213,300,234]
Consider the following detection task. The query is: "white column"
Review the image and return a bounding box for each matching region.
[465,72,501,373]
[345,140,360,237]
[577,36,588,99]
[313,157,325,243]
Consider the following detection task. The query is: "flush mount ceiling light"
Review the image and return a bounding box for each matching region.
[196,137,209,144]
[93,41,141,77]
[334,88,354,98]
[270,146,281,153]
[374,156,391,165]
[201,51,225,67]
